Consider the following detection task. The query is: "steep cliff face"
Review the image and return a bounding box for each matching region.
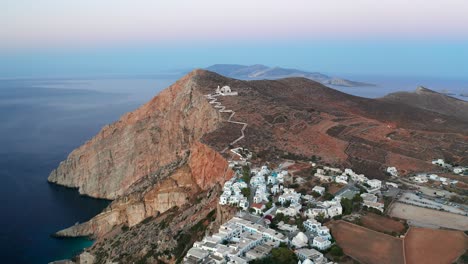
[54,118,234,238]
[48,70,223,199]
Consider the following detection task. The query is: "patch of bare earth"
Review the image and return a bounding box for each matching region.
[404,227,468,264]
[328,220,404,264]
[389,203,468,230]
[361,213,405,234]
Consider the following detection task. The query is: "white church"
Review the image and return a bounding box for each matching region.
[216,85,238,96]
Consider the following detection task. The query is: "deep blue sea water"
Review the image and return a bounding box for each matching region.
[0,77,175,263]
[0,73,465,263]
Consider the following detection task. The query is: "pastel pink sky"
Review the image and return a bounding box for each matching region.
[2,0,468,49]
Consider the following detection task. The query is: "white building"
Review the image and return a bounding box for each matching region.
[453,167,467,175]
[291,232,308,249]
[184,247,210,263]
[363,200,384,212]
[327,205,342,218]
[251,203,265,215]
[317,226,331,239]
[413,174,428,183]
[276,222,298,233]
[303,219,321,233]
[276,203,302,217]
[366,179,382,189]
[429,174,440,181]
[271,185,280,195]
[312,186,326,195]
[361,193,376,202]
[313,236,331,250]
[295,248,324,262]
[305,208,327,219]
[386,167,398,177]
[335,175,348,184]
[216,85,238,96]
[432,159,445,166]
[323,166,342,174]
[278,188,301,204]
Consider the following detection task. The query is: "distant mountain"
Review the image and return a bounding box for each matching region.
[381,86,468,122]
[205,64,375,87]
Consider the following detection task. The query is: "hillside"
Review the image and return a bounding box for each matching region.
[381,86,468,122]
[49,70,468,263]
[206,64,374,87]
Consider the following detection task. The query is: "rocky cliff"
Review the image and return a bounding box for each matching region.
[48,70,225,199]
[50,70,236,239]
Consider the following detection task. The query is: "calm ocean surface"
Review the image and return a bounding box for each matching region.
[0,77,175,263]
[0,74,466,263]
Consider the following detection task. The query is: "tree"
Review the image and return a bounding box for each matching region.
[329,245,344,257]
[323,192,334,201]
[270,246,298,264]
[241,188,251,198]
[242,165,251,182]
[340,198,353,215]
[249,244,298,264]
[316,212,326,223]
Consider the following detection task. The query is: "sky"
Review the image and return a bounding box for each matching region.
[1,0,468,79]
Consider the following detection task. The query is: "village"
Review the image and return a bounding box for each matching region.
[182,86,468,264]
[183,154,468,264]
[183,144,395,264]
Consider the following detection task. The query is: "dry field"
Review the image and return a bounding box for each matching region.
[389,202,468,230]
[361,213,405,234]
[328,183,344,195]
[404,227,468,264]
[328,221,404,264]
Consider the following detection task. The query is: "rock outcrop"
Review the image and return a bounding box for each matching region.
[55,141,233,237]
[48,70,224,199]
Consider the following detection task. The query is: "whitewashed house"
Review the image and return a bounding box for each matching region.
[271,185,280,195]
[303,219,321,233]
[453,167,467,174]
[313,236,331,250]
[216,85,238,96]
[312,186,325,195]
[220,194,229,205]
[429,174,440,181]
[335,175,348,184]
[366,179,382,189]
[386,167,398,177]
[305,208,327,219]
[316,226,331,239]
[413,174,428,183]
[432,159,445,166]
[327,205,342,218]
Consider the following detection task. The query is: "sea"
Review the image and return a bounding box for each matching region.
[0,73,466,263]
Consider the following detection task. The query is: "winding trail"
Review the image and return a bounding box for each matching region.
[205,93,248,153]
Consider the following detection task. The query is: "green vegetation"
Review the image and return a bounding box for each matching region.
[315,212,327,223]
[323,192,334,201]
[329,245,344,256]
[241,188,251,197]
[249,244,298,264]
[341,193,363,215]
[312,191,321,198]
[242,165,251,182]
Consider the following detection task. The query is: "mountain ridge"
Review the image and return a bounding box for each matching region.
[205,64,375,87]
